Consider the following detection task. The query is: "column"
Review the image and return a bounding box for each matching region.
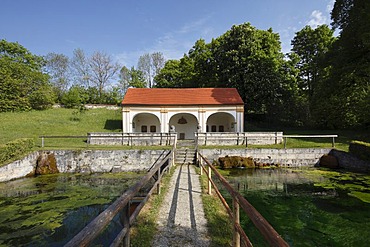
[198,107,206,133]
[236,106,244,132]
[160,108,169,133]
[122,107,131,132]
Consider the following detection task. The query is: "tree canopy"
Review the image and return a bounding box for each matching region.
[0,39,54,111]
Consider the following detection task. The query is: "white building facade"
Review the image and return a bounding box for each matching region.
[122,88,244,140]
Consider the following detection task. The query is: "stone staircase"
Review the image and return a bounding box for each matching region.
[175,140,196,165]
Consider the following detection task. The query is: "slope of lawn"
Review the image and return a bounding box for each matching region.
[1,108,368,151]
[0,107,122,147]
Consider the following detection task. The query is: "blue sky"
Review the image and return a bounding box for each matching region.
[1,0,335,67]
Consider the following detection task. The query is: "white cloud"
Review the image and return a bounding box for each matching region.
[307,10,328,27]
[326,0,335,13]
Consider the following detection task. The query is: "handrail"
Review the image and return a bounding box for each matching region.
[39,134,176,148]
[197,152,289,247]
[64,150,173,247]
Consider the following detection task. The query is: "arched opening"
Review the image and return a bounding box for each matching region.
[206,112,236,132]
[169,113,198,140]
[132,113,160,133]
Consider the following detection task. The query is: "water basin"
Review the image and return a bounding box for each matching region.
[221,167,370,247]
[0,172,144,246]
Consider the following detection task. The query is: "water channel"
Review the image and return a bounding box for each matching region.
[221,167,370,247]
[0,172,145,246]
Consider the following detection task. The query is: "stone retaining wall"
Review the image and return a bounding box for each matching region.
[199,148,332,166]
[0,149,170,182]
[2,148,369,183]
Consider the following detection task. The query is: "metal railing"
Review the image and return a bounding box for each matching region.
[197,152,289,247]
[64,148,174,247]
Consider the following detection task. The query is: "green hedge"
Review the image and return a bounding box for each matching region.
[0,138,35,165]
[349,141,370,162]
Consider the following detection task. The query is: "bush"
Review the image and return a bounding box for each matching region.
[349,141,370,162]
[29,85,56,110]
[0,138,35,165]
[61,86,86,108]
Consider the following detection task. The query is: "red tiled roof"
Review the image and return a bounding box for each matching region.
[122,88,244,106]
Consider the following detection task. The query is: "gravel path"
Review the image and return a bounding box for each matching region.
[152,164,210,247]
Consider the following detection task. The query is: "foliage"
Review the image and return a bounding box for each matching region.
[0,138,34,165]
[349,140,370,161]
[318,0,370,128]
[119,66,146,89]
[29,84,56,110]
[44,52,70,101]
[291,25,336,100]
[61,85,86,108]
[156,23,304,125]
[0,39,54,112]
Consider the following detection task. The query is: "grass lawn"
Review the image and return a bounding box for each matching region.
[0,107,122,148]
[1,108,368,151]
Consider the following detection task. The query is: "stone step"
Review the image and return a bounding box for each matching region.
[175,149,196,165]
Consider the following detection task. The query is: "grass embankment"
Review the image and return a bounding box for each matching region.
[196,166,233,246]
[130,166,175,246]
[0,107,122,148]
[200,129,369,152]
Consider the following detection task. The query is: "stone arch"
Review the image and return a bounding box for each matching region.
[169,113,199,140]
[132,113,160,133]
[206,112,236,132]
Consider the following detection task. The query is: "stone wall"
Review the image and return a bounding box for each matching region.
[199,148,332,166]
[196,132,283,146]
[0,149,171,182]
[0,151,39,182]
[88,132,177,146]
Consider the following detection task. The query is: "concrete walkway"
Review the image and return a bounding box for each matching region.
[152,164,210,247]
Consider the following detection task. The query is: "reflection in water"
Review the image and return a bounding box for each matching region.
[220,167,370,247]
[0,172,143,246]
[227,168,324,193]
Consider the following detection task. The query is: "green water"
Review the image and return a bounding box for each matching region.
[222,168,370,247]
[0,172,144,246]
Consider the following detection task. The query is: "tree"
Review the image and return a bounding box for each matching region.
[44,52,70,101]
[137,53,152,88]
[89,51,120,99]
[213,23,292,120]
[137,52,166,88]
[291,25,336,100]
[331,0,354,31]
[321,0,370,128]
[155,60,182,87]
[71,48,91,88]
[0,39,54,111]
[155,23,303,125]
[151,52,166,85]
[119,66,146,89]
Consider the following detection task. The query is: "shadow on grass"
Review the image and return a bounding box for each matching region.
[104,119,122,131]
